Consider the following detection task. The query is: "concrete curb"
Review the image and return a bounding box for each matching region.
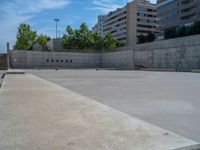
[140,68,176,72]
[6,69,25,74]
[192,69,200,73]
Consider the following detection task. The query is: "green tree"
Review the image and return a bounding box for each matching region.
[146,32,155,42]
[104,32,118,50]
[176,26,187,37]
[36,34,51,47]
[164,21,200,39]
[61,23,120,51]
[61,26,76,49]
[92,32,104,51]
[164,27,177,39]
[189,21,200,35]
[14,23,37,50]
[76,23,93,50]
[138,34,147,44]
[137,32,155,44]
[117,42,125,47]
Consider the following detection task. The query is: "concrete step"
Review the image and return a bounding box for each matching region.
[192,69,200,73]
[6,69,25,74]
[141,68,176,72]
[0,73,199,150]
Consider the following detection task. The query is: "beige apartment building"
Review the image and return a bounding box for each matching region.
[92,0,157,46]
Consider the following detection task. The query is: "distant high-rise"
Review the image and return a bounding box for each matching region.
[157,0,200,31]
[92,0,158,46]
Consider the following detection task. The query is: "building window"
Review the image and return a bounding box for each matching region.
[70,60,72,63]
[56,60,59,62]
[148,9,154,12]
[138,7,147,12]
[65,60,68,62]
[51,60,54,62]
[46,59,49,62]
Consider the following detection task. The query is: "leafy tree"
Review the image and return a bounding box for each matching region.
[164,21,200,39]
[61,23,120,51]
[116,42,125,48]
[104,32,119,50]
[146,32,155,42]
[164,27,177,39]
[36,34,51,47]
[14,23,37,50]
[176,26,188,37]
[76,23,93,49]
[92,32,104,51]
[138,34,147,44]
[61,26,75,49]
[61,24,93,50]
[138,32,155,44]
[189,21,200,35]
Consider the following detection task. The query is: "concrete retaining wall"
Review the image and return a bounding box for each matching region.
[10,51,102,69]
[101,35,200,71]
[134,34,200,71]
[102,49,134,70]
[9,35,200,71]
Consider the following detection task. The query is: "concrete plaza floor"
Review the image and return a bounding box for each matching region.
[27,69,200,142]
[2,73,199,150]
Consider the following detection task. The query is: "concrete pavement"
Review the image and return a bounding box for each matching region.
[0,73,200,150]
[27,69,200,142]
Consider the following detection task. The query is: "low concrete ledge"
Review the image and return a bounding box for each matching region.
[96,68,117,71]
[141,68,176,72]
[192,69,200,73]
[6,69,25,74]
[0,74,200,150]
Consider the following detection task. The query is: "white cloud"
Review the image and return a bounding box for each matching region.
[90,0,125,13]
[14,0,70,14]
[0,0,70,52]
[90,0,156,14]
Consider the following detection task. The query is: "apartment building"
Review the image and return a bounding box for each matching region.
[93,16,107,36]
[157,0,200,31]
[92,0,157,46]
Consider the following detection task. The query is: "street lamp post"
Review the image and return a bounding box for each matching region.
[54,19,60,39]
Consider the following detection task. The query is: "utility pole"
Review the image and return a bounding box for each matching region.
[54,19,60,39]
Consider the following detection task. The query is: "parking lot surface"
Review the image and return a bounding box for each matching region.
[27,70,200,142]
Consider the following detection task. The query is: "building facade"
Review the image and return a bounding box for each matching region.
[157,0,200,31]
[92,0,157,46]
[92,16,106,36]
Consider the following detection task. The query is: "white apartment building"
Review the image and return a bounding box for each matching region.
[92,0,158,46]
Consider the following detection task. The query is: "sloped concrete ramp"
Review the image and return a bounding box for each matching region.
[0,73,199,150]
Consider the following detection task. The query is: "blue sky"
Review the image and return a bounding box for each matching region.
[0,0,156,53]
